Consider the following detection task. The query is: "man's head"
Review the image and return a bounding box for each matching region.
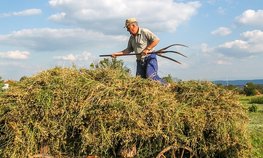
[124,18,137,28]
[124,18,139,35]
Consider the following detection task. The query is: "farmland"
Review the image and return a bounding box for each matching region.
[240,95,263,158]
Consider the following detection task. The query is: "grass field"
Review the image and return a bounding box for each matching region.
[240,95,263,158]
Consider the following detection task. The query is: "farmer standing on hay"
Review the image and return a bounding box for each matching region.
[111,18,166,84]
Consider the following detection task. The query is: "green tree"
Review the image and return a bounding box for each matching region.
[91,58,130,73]
[244,82,257,96]
[255,84,263,94]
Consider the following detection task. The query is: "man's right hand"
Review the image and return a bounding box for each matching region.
[111,53,117,58]
[111,50,129,58]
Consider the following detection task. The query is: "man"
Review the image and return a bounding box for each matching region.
[112,18,166,84]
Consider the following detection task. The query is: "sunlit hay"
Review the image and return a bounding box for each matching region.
[0,67,250,158]
[173,81,251,157]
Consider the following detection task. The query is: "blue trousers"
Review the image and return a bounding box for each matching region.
[136,54,166,84]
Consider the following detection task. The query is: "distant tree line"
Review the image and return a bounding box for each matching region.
[161,74,263,96]
[162,74,263,96]
[243,82,263,96]
[218,82,263,96]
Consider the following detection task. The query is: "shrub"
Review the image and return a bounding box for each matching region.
[249,96,263,104]
[244,82,257,96]
[248,104,258,112]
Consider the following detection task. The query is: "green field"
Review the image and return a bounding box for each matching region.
[240,95,263,158]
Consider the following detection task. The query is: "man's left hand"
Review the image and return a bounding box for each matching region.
[142,49,150,56]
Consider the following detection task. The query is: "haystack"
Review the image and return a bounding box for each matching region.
[0,60,250,158]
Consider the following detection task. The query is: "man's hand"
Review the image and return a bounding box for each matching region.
[141,48,150,56]
[111,53,117,58]
[111,50,129,58]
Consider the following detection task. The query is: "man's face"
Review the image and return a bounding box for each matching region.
[126,23,138,35]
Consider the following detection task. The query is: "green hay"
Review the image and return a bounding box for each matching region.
[174,81,251,157]
[0,64,251,157]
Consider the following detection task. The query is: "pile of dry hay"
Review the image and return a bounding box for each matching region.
[0,64,251,157]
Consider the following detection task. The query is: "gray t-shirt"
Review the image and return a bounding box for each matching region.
[126,28,159,60]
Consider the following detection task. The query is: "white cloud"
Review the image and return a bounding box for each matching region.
[216,30,263,58]
[54,51,92,61]
[0,50,30,59]
[199,43,232,65]
[219,40,248,49]
[0,28,127,52]
[48,12,66,21]
[48,0,201,32]
[211,27,231,36]
[236,9,263,26]
[13,9,42,16]
[241,30,263,53]
[0,9,42,17]
[54,54,76,61]
[200,30,263,59]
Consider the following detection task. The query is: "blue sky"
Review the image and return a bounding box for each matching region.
[0,0,263,81]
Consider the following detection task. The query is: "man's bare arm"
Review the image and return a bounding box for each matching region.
[111,49,130,57]
[142,38,160,55]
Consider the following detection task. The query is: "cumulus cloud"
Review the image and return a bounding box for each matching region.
[0,50,30,59]
[216,30,263,58]
[241,30,263,52]
[48,12,66,21]
[211,27,232,36]
[48,0,201,32]
[54,54,76,61]
[54,51,92,61]
[236,9,263,26]
[199,43,232,65]
[0,28,127,52]
[0,9,42,17]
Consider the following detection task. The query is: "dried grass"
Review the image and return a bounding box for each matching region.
[0,63,251,157]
